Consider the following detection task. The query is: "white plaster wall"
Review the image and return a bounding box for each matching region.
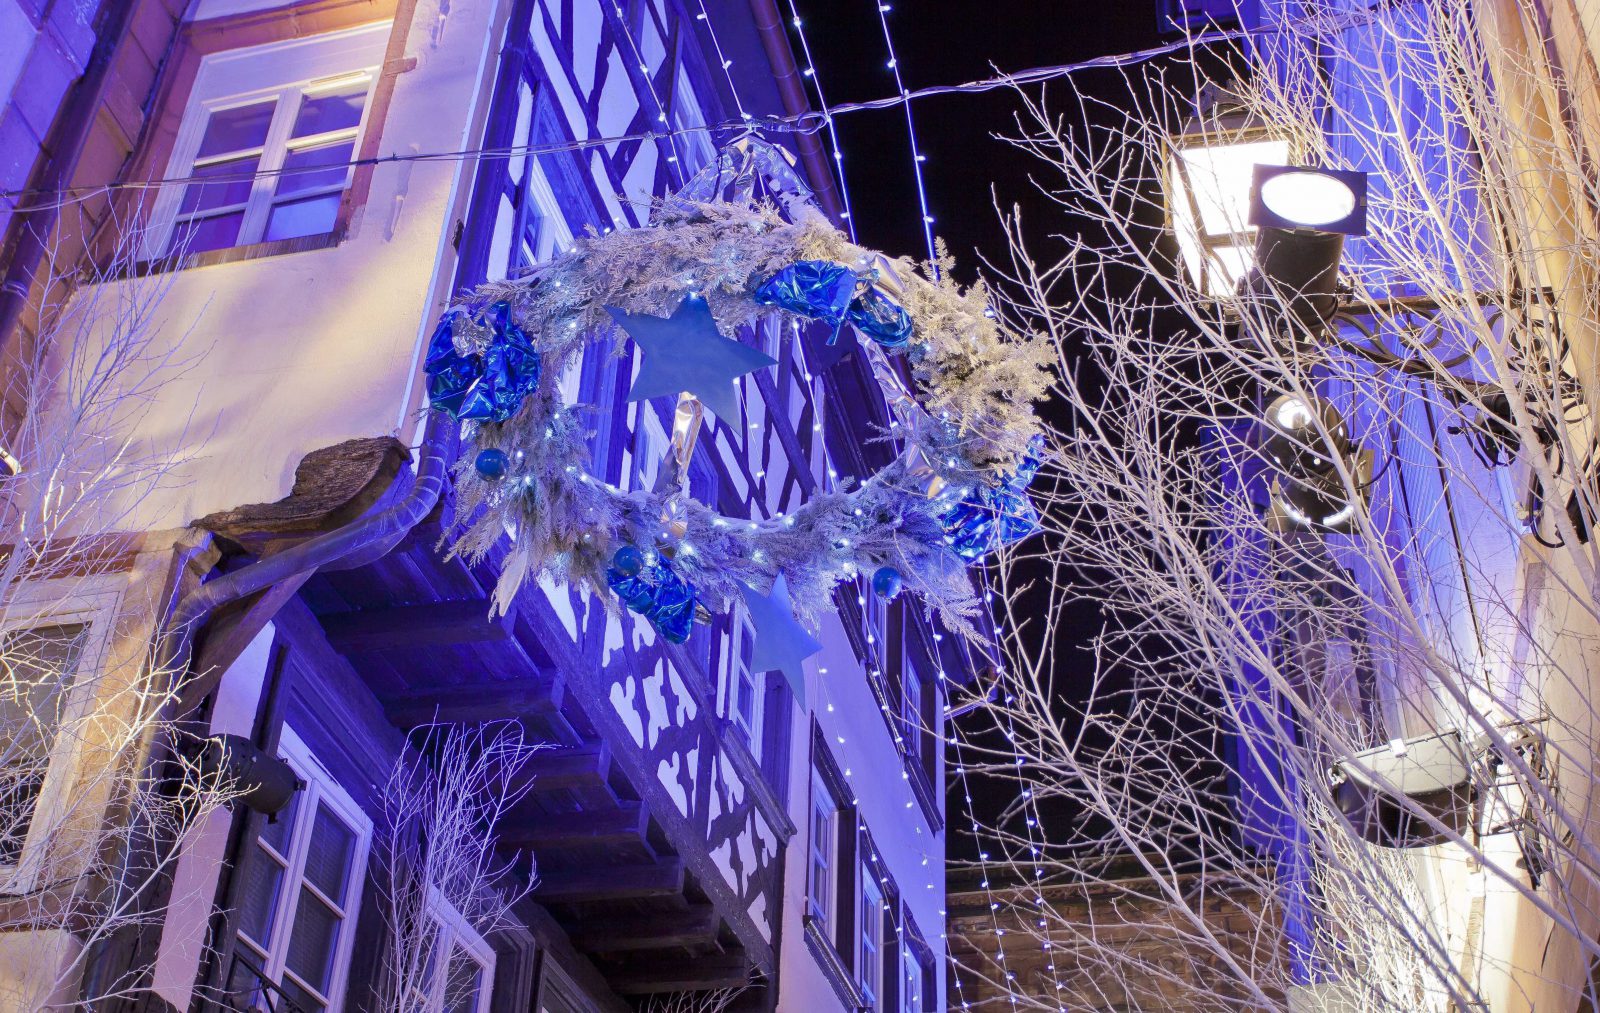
[69,0,508,532]
[775,608,945,1012]
[150,623,275,1008]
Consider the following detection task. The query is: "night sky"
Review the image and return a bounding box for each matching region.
[776,2,1174,862]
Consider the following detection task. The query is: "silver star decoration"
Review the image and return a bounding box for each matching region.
[608,296,777,422]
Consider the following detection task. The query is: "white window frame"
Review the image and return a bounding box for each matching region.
[899,944,923,1013]
[812,771,838,934]
[142,22,392,259]
[720,607,763,756]
[857,869,883,1007]
[0,575,125,894]
[411,888,497,1013]
[670,71,715,170]
[807,769,837,936]
[237,725,372,1012]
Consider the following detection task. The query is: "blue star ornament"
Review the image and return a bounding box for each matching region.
[739,574,823,707]
[608,296,777,422]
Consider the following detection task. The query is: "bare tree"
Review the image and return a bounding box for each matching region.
[0,203,238,1009]
[374,721,542,1013]
[956,2,1600,1010]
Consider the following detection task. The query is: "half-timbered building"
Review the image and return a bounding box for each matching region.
[0,0,958,1009]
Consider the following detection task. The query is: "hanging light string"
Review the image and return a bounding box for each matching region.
[608,1,690,187]
[0,29,1261,207]
[868,0,937,270]
[689,0,753,124]
[780,0,857,239]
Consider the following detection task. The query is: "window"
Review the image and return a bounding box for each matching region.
[808,768,838,936]
[901,665,922,745]
[145,23,391,259]
[0,623,88,867]
[408,892,496,1013]
[900,933,932,1013]
[722,609,763,755]
[0,580,120,891]
[899,947,923,1013]
[487,85,573,280]
[858,871,883,1007]
[231,726,371,1013]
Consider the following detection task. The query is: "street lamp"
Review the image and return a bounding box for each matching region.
[1167,86,1290,297]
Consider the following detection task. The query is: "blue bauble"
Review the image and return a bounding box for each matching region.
[475,448,509,479]
[612,545,645,577]
[871,565,904,600]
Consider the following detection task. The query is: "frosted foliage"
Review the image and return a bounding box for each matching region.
[373,722,541,1013]
[0,207,240,1009]
[958,3,1600,1011]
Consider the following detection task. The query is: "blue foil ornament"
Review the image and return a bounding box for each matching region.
[425,301,542,423]
[871,565,904,600]
[475,448,509,479]
[607,559,698,644]
[754,261,858,327]
[847,286,914,349]
[941,439,1045,562]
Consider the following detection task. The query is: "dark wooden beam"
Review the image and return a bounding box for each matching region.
[320,598,510,654]
[609,953,749,994]
[500,802,647,849]
[568,905,719,953]
[516,742,609,792]
[382,679,563,728]
[531,858,683,904]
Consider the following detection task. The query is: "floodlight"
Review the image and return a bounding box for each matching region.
[1249,164,1368,235]
[1330,730,1474,848]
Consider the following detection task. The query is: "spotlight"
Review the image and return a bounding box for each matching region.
[1330,730,1474,849]
[1249,165,1368,235]
[1257,393,1370,534]
[198,735,302,815]
[1237,226,1346,338]
[1261,393,1348,474]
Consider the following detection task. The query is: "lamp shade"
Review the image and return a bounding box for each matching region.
[1238,226,1345,339]
[1249,164,1369,235]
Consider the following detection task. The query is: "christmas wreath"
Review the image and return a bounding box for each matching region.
[425,137,1050,684]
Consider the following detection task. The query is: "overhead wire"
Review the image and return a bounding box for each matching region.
[0,27,1261,209]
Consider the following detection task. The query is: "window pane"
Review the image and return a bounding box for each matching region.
[280,970,328,1013]
[302,803,355,901]
[197,100,277,158]
[236,848,286,945]
[0,622,88,862]
[285,887,340,992]
[292,84,368,138]
[0,623,88,750]
[260,789,299,856]
[169,212,244,255]
[264,193,341,242]
[179,156,259,214]
[444,948,484,1013]
[275,141,355,199]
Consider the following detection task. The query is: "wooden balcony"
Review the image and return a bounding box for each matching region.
[299,515,785,996]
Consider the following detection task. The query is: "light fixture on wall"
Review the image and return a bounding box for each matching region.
[199,735,301,816]
[1257,392,1372,534]
[1330,730,1475,849]
[1166,84,1292,297]
[1234,165,1369,343]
